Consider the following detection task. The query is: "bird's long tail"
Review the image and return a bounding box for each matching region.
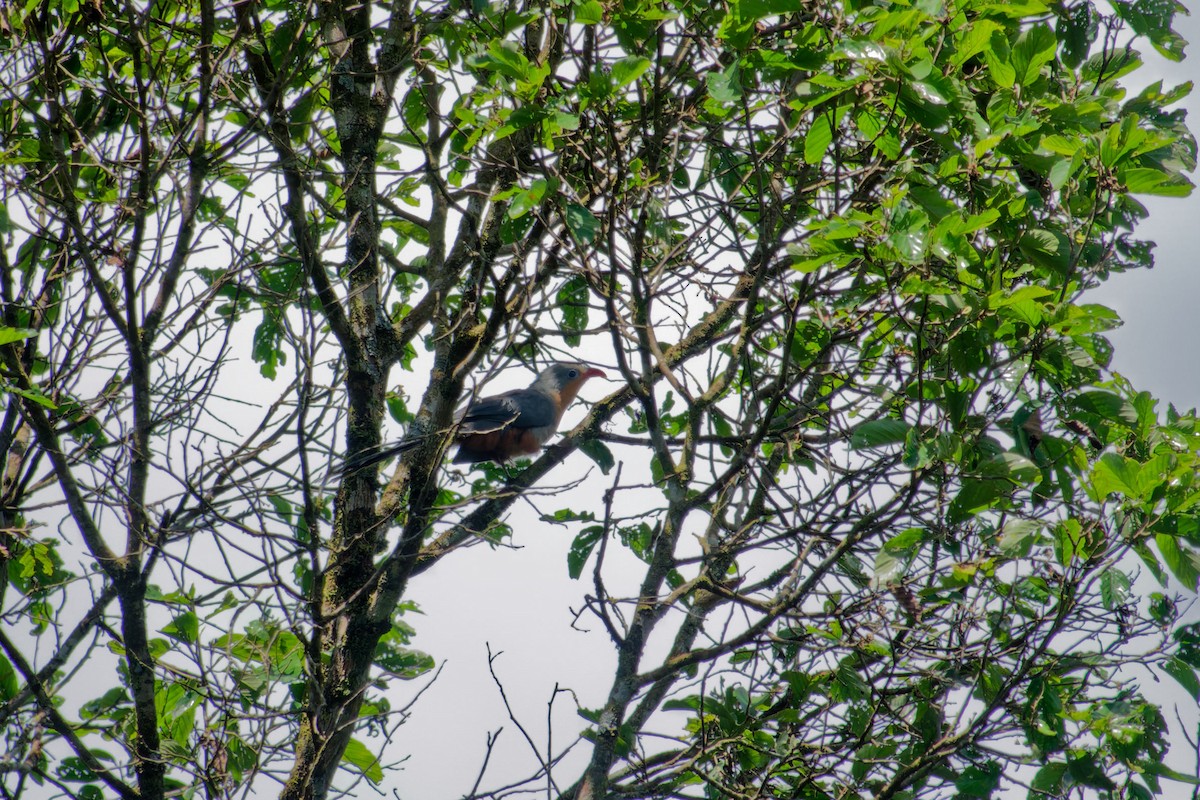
[340,439,419,474]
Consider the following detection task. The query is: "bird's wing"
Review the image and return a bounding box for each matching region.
[458,388,556,434]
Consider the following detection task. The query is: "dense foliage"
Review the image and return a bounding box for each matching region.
[0,0,1196,797]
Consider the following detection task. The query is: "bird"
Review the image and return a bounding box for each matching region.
[343,362,606,472]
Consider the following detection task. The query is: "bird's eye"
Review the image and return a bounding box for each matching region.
[568,369,579,379]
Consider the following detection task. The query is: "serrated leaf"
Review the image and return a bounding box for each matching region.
[1012,23,1056,86]
[985,32,1016,88]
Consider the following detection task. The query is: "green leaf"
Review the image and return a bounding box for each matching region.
[578,438,615,475]
[508,178,548,219]
[478,40,532,82]
[8,384,57,409]
[1122,166,1194,197]
[804,113,832,165]
[0,652,16,701]
[267,492,293,523]
[998,520,1041,558]
[952,20,1002,69]
[612,56,651,88]
[1074,390,1139,426]
[1011,23,1056,86]
[1099,569,1131,610]
[1156,534,1200,591]
[883,528,925,552]
[984,31,1016,88]
[556,275,590,346]
[374,646,435,678]
[252,311,285,380]
[1056,1,1097,68]
[1052,303,1121,335]
[1054,519,1083,566]
[162,611,199,644]
[565,202,598,244]
[734,0,798,22]
[834,660,869,701]
[1018,228,1070,272]
[568,526,604,579]
[1092,453,1140,498]
[955,760,1000,797]
[1145,758,1200,784]
[873,546,906,585]
[707,62,742,103]
[56,757,96,783]
[978,452,1040,484]
[850,419,909,449]
[342,738,383,784]
[1066,754,1116,790]
[576,0,603,23]
[81,687,128,720]
[949,479,1008,522]
[991,284,1052,326]
[0,326,36,346]
[1112,0,1187,61]
[1031,762,1067,793]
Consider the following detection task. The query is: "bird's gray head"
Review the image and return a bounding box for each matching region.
[534,362,606,392]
